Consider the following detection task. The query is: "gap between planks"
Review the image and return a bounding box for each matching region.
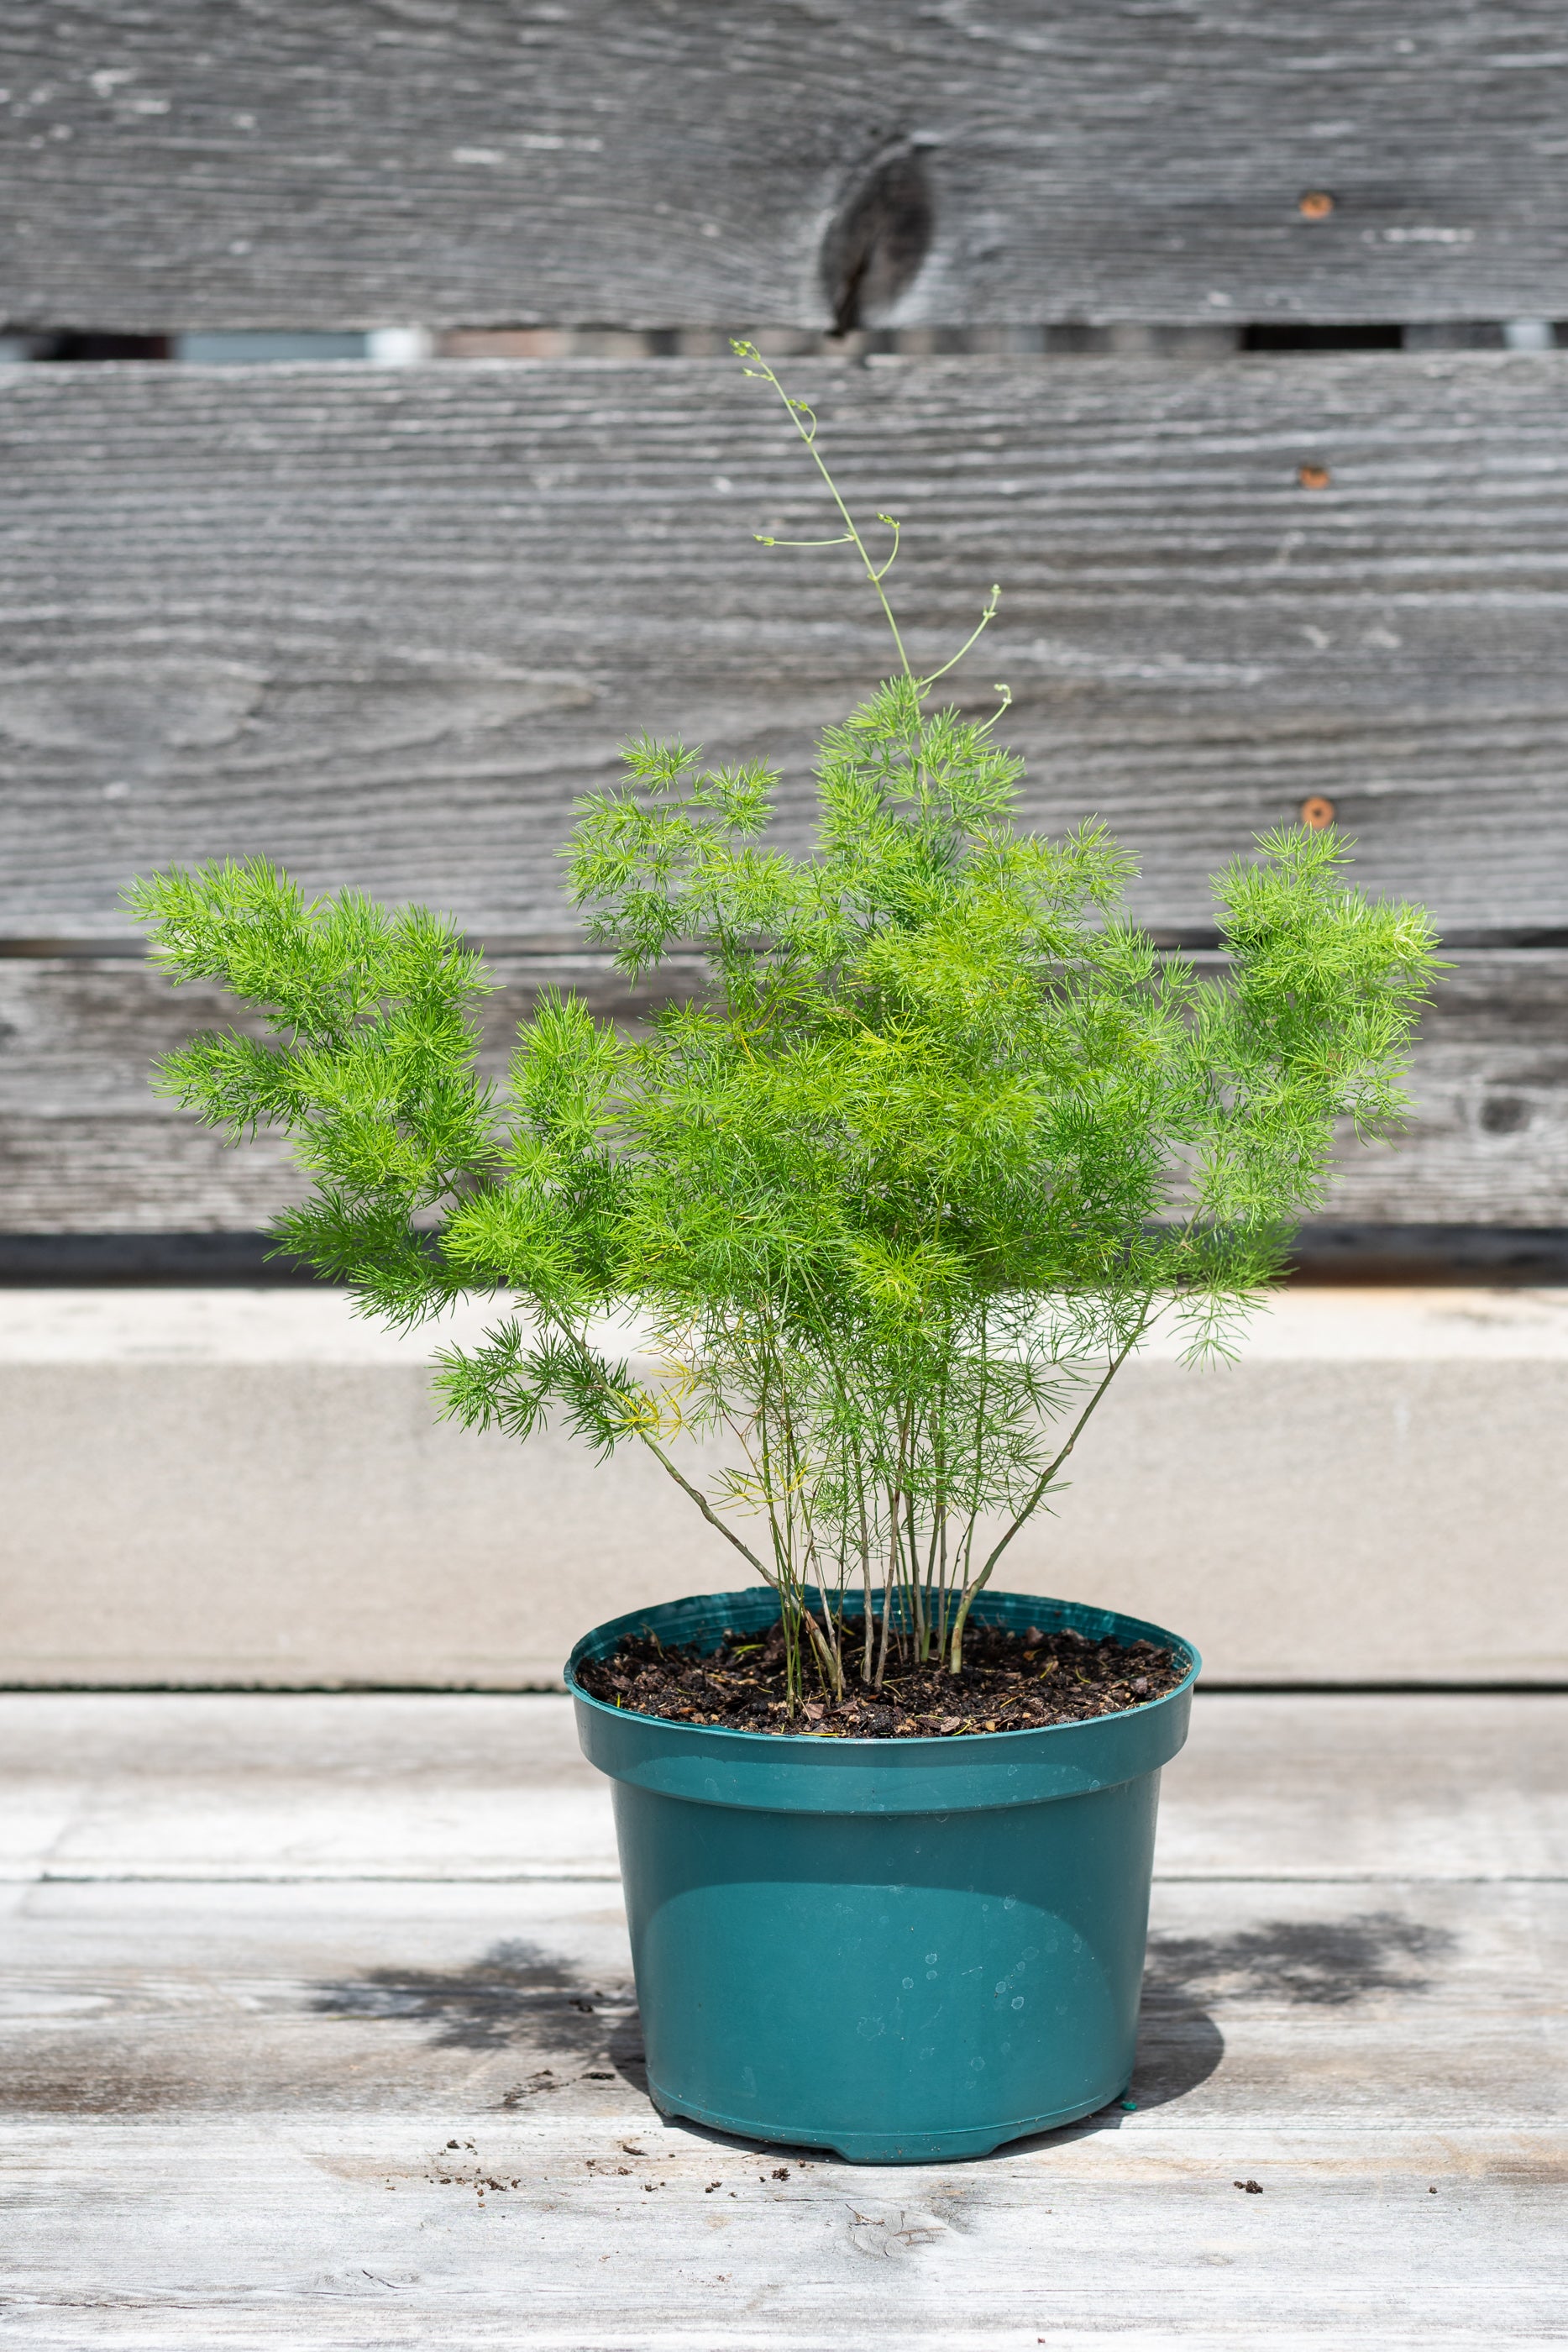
[3,1868,1563,1885]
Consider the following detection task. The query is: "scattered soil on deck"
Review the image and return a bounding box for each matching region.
[576,1620,1185,1739]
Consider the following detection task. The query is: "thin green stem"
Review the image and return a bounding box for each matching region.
[734,344,914,681]
[947,1299,1155,1672]
[918,583,1001,690]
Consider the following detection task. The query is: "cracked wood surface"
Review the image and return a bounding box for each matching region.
[4,3,1568,331]
[0,1694,1562,2343]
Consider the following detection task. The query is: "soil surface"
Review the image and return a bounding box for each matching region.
[575,1619,1186,1739]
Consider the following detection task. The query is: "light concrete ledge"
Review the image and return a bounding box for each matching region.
[0,1287,1565,1687]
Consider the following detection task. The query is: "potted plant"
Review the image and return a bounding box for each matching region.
[131,348,1437,2163]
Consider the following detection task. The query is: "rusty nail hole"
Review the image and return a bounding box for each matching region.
[1298,191,1335,220]
[1298,464,1332,490]
[1299,795,1336,829]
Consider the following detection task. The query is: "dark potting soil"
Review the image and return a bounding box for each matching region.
[575,1619,1186,1739]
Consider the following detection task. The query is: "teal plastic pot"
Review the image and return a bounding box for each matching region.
[567,1585,1198,2165]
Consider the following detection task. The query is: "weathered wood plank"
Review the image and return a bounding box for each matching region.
[3,1692,1563,1885]
[0,949,705,1231]
[3,1877,1563,2132]
[5,3,1568,329]
[5,356,1568,939]
[0,1874,1560,2340]
[1,949,1564,1231]
[1300,948,1568,1225]
[0,953,705,1116]
[3,2126,1560,2346]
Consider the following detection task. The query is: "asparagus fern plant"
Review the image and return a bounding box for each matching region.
[130,345,1439,1709]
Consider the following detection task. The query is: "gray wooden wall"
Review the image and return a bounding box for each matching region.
[3,1,1568,1266]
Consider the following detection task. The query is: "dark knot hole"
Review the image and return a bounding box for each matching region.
[821,147,934,336]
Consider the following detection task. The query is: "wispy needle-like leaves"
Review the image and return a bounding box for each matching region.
[129,364,1439,1700]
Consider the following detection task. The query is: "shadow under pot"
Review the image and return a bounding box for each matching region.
[567,1584,1198,2165]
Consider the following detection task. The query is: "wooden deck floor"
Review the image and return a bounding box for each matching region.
[0,1693,1562,2346]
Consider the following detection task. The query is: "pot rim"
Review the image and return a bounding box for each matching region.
[565,1583,1200,1754]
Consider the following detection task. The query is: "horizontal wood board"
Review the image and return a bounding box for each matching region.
[7,356,1568,938]
[0,1697,1562,2342]
[8,3,1568,329]
[5,1691,1565,1882]
[1,949,1565,1231]
[2,1887,1559,2343]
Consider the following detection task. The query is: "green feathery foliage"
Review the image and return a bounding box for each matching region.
[128,344,1440,1704]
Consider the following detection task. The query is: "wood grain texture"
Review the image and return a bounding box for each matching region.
[3,1691,1563,1883]
[0,1688,1561,2341]
[6,3,1568,330]
[2,948,1565,1233]
[4,2110,1560,2347]
[0,951,704,1231]
[6,355,1568,939]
